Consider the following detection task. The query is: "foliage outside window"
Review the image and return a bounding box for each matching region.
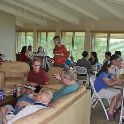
[17,32,33,52]
[93,33,108,64]
[16,31,85,62]
[62,32,85,61]
[109,33,124,57]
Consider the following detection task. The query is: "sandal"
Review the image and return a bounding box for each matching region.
[107,111,114,121]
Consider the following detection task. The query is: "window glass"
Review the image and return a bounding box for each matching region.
[17,32,26,52]
[109,33,124,57]
[74,32,85,61]
[41,32,47,52]
[47,32,55,57]
[93,33,108,64]
[63,32,73,53]
[26,32,33,47]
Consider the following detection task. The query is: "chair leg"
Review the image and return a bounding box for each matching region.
[99,99,109,120]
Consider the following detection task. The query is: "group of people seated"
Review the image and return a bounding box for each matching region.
[2,34,124,123]
[94,54,124,121]
[0,59,79,124]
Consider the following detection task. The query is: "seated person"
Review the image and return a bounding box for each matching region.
[103,51,111,64]
[94,61,122,121]
[76,51,91,74]
[26,59,48,93]
[1,89,53,124]
[51,68,79,103]
[14,85,36,114]
[89,52,98,65]
[65,51,73,67]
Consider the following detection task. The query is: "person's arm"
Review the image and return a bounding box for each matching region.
[61,45,69,58]
[41,70,49,85]
[102,77,120,86]
[1,107,8,124]
[8,105,39,124]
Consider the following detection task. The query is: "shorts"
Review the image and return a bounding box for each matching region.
[98,87,120,99]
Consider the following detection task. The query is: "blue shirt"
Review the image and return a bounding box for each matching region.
[51,83,79,103]
[94,72,112,93]
[14,94,35,114]
[65,58,72,66]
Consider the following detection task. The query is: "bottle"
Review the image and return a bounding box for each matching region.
[13,85,17,97]
[17,85,21,97]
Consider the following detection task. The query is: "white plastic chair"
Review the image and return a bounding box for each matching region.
[90,75,110,120]
[119,89,124,124]
[74,66,89,85]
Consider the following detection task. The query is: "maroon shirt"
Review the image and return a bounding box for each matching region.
[27,69,48,85]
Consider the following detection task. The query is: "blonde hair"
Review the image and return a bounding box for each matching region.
[40,89,53,102]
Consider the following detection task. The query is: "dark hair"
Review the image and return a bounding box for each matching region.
[110,54,120,61]
[91,52,97,59]
[105,52,111,57]
[115,51,121,56]
[21,46,27,53]
[96,61,113,77]
[82,51,88,58]
[53,36,60,40]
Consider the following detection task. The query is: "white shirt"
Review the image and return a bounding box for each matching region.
[7,103,48,124]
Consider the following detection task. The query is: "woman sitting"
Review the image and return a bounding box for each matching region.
[94,61,122,120]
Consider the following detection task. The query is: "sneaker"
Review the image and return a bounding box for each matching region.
[107,111,114,121]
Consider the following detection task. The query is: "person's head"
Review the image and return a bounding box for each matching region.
[21,86,35,95]
[90,52,97,59]
[105,52,111,60]
[21,46,27,53]
[82,51,88,58]
[32,59,41,73]
[53,36,61,46]
[96,61,114,77]
[110,54,120,66]
[115,51,121,56]
[28,45,32,51]
[37,46,44,53]
[35,89,53,104]
[61,68,75,85]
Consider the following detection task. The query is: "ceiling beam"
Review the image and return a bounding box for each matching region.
[12,0,60,22]
[0,1,47,25]
[92,0,124,19]
[56,0,99,21]
[21,0,79,25]
[104,0,124,6]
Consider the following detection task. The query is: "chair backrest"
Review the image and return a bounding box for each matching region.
[90,75,96,92]
[74,66,87,75]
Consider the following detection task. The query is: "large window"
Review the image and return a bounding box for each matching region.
[109,33,124,56]
[17,32,34,52]
[62,32,85,61]
[16,31,85,61]
[93,32,124,64]
[74,32,85,61]
[37,32,55,57]
[92,33,108,64]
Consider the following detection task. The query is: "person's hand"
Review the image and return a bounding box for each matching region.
[17,101,31,108]
[120,79,124,83]
[52,74,61,81]
[1,107,8,115]
[60,53,64,56]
